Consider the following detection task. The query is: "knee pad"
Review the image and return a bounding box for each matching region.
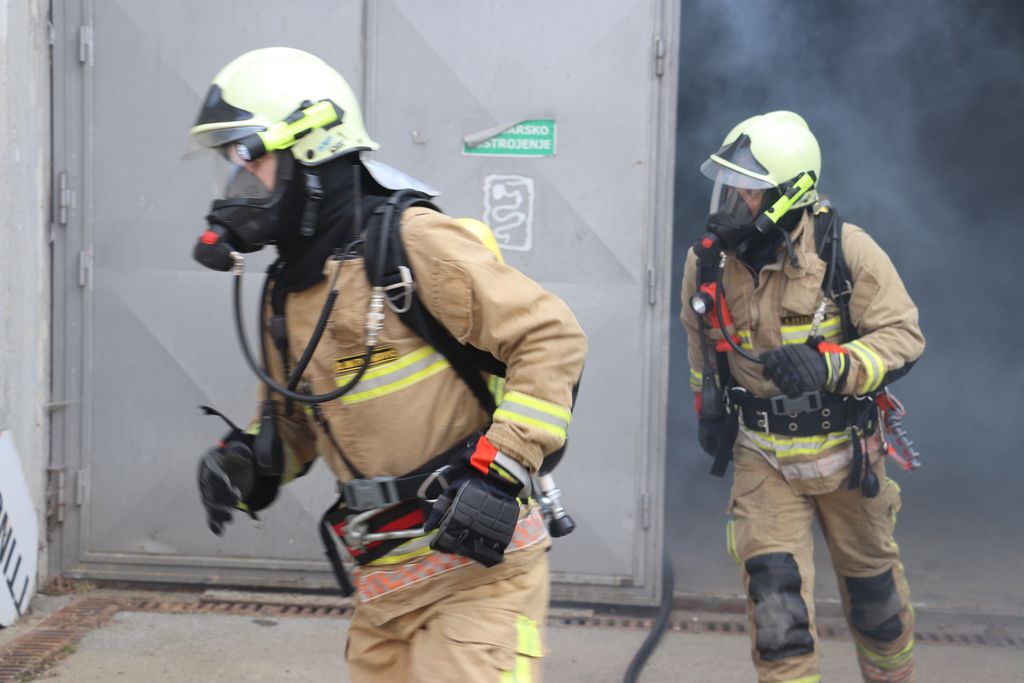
[846,569,903,642]
[745,553,814,661]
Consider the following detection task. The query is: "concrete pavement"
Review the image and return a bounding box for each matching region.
[3,589,1023,682]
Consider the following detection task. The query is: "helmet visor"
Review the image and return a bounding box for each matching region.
[708,175,767,226]
[182,125,265,161]
[700,158,775,190]
[212,145,283,201]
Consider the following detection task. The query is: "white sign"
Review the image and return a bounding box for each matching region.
[0,431,38,627]
[482,174,535,252]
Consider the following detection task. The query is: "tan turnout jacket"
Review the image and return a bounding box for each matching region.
[259,205,586,623]
[680,206,925,491]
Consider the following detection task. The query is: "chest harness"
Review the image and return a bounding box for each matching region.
[691,202,919,497]
[218,189,574,595]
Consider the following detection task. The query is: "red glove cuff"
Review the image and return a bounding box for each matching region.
[469,434,500,475]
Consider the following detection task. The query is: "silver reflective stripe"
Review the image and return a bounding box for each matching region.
[780,449,854,480]
[781,316,842,344]
[340,347,450,405]
[846,340,885,393]
[493,452,532,497]
[494,391,571,440]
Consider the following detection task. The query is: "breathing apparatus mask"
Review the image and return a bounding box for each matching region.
[701,162,817,253]
[691,166,819,368]
[192,99,345,272]
[194,148,306,271]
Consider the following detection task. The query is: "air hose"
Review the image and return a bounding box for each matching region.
[232,257,372,404]
[622,550,675,683]
[713,256,763,364]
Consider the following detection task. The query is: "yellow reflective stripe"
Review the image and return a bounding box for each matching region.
[780,316,842,344]
[845,340,886,393]
[500,615,541,682]
[857,638,914,670]
[780,676,821,683]
[280,441,305,485]
[339,347,450,405]
[726,520,741,566]
[367,533,437,565]
[743,427,852,458]
[352,345,436,381]
[738,329,753,350]
[689,367,703,390]
[489,375,506,405]
[503,391,572,423]
[516,615,543,657]
[493,409,566,440]
[495,392,571,441]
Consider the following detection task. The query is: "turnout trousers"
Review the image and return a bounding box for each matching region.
[346,554,549,683]
[728,443,915,683]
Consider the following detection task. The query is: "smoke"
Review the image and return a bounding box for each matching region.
[666,0,1024,611]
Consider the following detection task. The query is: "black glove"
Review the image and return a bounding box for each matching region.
[198,435,256,536]
[424,477,520,567]
[760,343,828,398]
[698,414,730,457]
[423,434,526,567]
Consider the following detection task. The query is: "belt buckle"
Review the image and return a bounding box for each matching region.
[342,476,400,511]
[770,391,822,416]
[415,466,453,502]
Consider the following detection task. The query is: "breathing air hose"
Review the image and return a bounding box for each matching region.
[622,550,675,683]
[713,256,763,364]
[231,258,372,404]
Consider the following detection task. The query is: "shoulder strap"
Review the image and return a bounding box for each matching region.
[364,191,507,416]
[814,208,856,343]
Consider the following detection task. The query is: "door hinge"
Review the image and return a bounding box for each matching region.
[56,171,72,225]
[78,248,93,288]
[75,466,90,506]
[78,25,94,65]
[653,36,666,77]
[47,20,56,46]
[641,491,652,530]
[46,467,66,528]
[647,267,658,305]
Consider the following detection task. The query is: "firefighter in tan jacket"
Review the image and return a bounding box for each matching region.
[190,48,585,683]
[680,111,924,683]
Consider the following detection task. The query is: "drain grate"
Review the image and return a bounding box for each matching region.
[0,598,120,683]
[545,611,1024,650]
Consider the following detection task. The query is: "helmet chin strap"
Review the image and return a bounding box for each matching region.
[774,221,801,269]
[299,169,323,237]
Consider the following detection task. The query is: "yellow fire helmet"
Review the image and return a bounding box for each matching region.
[701,110,821,210]
[189,47,378,165]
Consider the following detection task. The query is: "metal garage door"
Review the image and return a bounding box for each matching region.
[50,0,679,604]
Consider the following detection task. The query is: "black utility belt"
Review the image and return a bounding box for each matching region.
[728,387,875,438]
[337,437,471,511]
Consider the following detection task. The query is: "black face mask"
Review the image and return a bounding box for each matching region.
[193,152,306,271]
[705,211,759,251]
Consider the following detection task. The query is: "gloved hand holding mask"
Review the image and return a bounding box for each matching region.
[198,433,256,535]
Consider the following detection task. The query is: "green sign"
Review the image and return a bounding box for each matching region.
[463,119,556,157]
